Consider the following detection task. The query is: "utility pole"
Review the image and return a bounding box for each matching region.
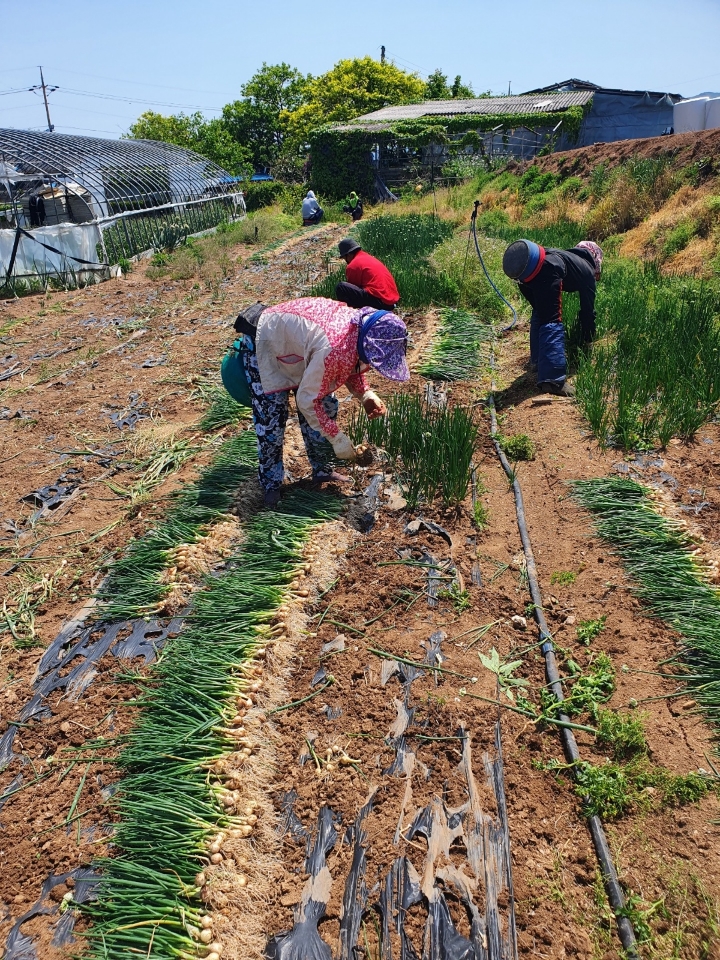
[381,45,386,64]
[508,81,511,96]
[29,67,58,132]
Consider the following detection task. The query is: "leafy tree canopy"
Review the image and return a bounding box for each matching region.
[424,69,476,100]
[222,62,311,170]
[125,110,251,176]
[285,57,425,146]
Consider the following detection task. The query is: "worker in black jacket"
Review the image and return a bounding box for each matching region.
[502,239,603,397]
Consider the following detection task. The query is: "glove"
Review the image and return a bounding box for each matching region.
[331,432,358,461]
[362,390,387,420]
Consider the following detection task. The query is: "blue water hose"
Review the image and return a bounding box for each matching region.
[470,200,518,332]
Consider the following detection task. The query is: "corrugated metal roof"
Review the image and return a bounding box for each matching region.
[348,92,594,125]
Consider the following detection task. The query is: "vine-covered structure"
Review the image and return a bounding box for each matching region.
[0,129,245,285]
[310,92,594,199]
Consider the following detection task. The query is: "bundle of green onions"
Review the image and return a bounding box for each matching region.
[572,477,720,737]
[95,431,258,622]
[82,489,340,958]
[418,307,495,382]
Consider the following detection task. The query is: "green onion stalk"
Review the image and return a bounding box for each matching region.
[95,431,258,622]
[82,480,340,957]
[572,477,720,741]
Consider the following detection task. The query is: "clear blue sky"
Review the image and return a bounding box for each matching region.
[2,0,719,138]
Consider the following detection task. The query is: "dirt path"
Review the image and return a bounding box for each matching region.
[1,230,719,960]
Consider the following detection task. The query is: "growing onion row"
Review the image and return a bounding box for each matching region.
[572,477,720,737]
[95,431,258,622]
[418,307,495,382]
[82,489,341,958]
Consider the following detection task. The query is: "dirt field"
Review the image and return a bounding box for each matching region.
[1,223,718,959]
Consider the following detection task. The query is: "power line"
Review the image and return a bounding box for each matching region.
[0,86,32,97]
[42,65,229,97]
[58,86,223,112]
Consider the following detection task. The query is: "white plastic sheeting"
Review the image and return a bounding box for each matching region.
[673,97,709,133]
[705,98,720,131]
[0,222,103,279]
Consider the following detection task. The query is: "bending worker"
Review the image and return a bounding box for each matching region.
[502,239,603,397]
[335,238,400,309]
[301,190,323,225]
[235,298,409,506]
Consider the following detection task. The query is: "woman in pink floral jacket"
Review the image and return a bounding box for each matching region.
[239,296,409,506]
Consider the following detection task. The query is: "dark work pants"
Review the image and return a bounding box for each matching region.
[335,281,393,310]
[303,209,324,225]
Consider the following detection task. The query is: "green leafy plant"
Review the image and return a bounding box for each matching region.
[576,615,607,645]
[595,709,647,760]
[478,647,529,702]
[542,651,615,720]
[473,501,490,530]
[550,570,576,586]
[438,583,471,612]
[497,433,535,461]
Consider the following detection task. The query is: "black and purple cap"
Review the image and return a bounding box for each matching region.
[502,239,546,283]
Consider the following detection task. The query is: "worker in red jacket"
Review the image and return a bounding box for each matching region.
[335,238,400,309]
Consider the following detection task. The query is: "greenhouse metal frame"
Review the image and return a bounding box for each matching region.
[0,128,245,287]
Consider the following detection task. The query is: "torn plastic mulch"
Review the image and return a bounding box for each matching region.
[20,472,81,522]
[0,616,181,768]
[3,867,99,960]
[269,638,517,960]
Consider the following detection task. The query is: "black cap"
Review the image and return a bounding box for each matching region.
[338,238,361,257]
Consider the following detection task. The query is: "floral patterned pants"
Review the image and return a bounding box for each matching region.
[241,337,337,492]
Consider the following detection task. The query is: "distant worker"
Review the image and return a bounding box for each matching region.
[342,191,364,221]
[302,190,324,225]
[335,238,400,310]
[502,239,603,397]
[235,297,409,506]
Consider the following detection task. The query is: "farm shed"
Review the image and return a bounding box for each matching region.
[523,79,682,145]
[0,129,245,289]
[310,92,594,198]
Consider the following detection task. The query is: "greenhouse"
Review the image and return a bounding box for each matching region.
[0,129,245,288]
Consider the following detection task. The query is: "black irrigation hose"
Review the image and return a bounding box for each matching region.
[470,201,518,332]
[487,392,638,959]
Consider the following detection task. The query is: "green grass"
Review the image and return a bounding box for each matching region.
[349,392,478,508]
[82,490,340,959]
[417,307,494,381]
[572,476,720,746]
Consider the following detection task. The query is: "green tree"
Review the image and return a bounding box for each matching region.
[424,69,475,100]
[286,56,425,146]
[222,62,311,171]
[425,69,451,99]
[126,111,251,176]
[451,75,475,99]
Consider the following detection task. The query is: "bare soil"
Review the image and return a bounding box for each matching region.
[532,127,720,180]
[1,222,719,960]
